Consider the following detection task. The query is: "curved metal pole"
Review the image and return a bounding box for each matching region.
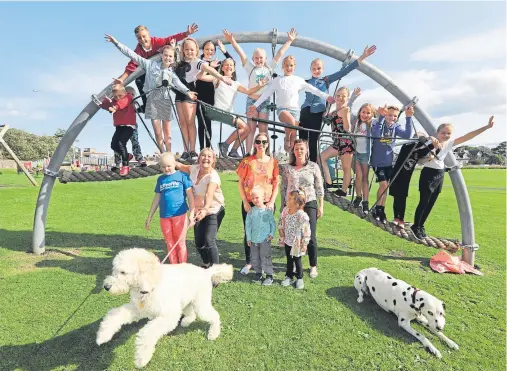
[32,31,476,266]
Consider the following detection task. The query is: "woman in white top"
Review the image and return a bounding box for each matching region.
[248,56,335,153]
[176,148,225,267]
[105,34,197,153]
[198,58,267,159]
[174,38,232,162]
[411,116,495,240]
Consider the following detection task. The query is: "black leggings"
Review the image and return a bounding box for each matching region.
[413,168,445,228]
[111,126,134,165]
[299,107,324,163]
[303,201,319,267]
[194,207,225,265]
[393,196,407,220]
[285,244,303,279]
[241,201,275,265]
[135,74,147,109]
[197,104,212,150]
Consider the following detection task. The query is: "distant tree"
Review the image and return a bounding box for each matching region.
[54,128,79,161]
[492,141,506,156]
[485,154,505,165]
[0,128,58,160]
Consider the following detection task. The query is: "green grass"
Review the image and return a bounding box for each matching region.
[0,168,505,370]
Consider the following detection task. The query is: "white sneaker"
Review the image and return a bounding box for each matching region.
[310,268,318,279]
[295,278,305,289]
[280,277,292,287]
[240,265,251,275]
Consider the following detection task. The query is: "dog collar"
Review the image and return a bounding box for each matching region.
[411,288,420,304]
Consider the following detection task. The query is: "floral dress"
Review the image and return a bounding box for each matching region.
[278,207,311,257]
[329,113,354,155]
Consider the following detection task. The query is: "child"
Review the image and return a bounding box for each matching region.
[105,35,197,154]
[115,23,198,112]
[278,189,311,290]
[248,55,335,152]
[196,39,234,150]
[318,87,353,196]
[99,84,136,177]
[351,101,377,214]
[389,133,439,229]
[145,152,195,264]
[300,45,377,162]
[223,28,297,155]
[197,58,268,159]
[411,116,495,239]
[111,86,146,170]
[370,104,414,224]
[245,187,276,285]
[174,38,233,162]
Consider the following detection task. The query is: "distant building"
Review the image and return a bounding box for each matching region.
[81,148,108,158]
[454,148,470,165]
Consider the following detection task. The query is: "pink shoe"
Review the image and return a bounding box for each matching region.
[119,166,129,176]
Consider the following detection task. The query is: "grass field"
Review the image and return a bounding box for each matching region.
[0,168,505,371]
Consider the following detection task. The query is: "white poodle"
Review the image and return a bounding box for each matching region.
[96,248,233,368]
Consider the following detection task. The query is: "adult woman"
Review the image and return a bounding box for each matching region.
[177,148,225,267]
[280,139,324,278]
[236,132,279,275]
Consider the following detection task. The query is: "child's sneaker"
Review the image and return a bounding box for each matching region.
[379,210,388,224]
[361,201,369,215]
[119,166,129,177]
[180,152,190,161]
[280,277,293,287]
[252,273,263,283]
[262,276,273,286]
[334,189,347,197]
[189,151,199,162]
[228,149,242,159]
[410,225,424,240]
[111,165,120,172]
[393,218,405,229]
[352,197,362,208]
[218,142,229,158]
[240,264,251,275]
[139,161,147,168]
[295,278,305,290]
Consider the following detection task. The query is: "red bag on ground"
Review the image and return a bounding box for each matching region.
[430,250,483,276]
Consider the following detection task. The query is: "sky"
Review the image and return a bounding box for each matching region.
[1,1,506,157]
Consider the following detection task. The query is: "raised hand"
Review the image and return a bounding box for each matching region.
[259,77,270,87]
[222,29,234,43]
[377,104,388,117]
[210,60,220,69]
[405,105,415,117]
[104,34,119,45]
[187,23,198,36]
[216,39,226,53]
[429,136,440,148]
[362,45,377,59]
[111,77,123,85]
[338,106,350,116]
[326,96,335,104]
[488,115,495,128]
[353,87,361,97]
[169,38,176,48]
[287,28,297,42]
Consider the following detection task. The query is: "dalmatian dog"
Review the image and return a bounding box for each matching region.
[354,267,459,359]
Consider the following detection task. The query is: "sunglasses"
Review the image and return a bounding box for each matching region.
[255,140,268,145]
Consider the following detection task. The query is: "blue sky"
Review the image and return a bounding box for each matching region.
[1,1,505,156]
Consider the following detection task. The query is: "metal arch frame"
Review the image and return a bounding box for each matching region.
[32,31,477,265]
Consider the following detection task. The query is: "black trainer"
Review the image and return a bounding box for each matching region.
[420,226,428,238]
[361,201,369,215]
[352,197,363,208]
[252,273,263,282]
[410,225,424,240]
[379,210,388,224]
[334,189,347,197]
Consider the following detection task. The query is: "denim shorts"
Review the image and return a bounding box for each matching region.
[355,152,369,165]
[246,97,270,115]
[277,108,300,122]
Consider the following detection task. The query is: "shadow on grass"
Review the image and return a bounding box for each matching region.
[326,286,415,343]
[0,319,143,371]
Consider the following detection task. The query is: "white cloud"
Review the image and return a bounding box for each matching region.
[410,28,506,62]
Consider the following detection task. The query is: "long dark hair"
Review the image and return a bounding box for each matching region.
[289,139,309,166]
[219,57,237,81]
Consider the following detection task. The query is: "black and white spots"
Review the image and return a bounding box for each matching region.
[392,282,398,287]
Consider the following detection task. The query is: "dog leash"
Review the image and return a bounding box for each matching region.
[160,217,196,264]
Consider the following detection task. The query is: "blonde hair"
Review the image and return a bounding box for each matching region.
[311,58,323,67]
[252,48,267,58]
[336,86,350,96]
[437,123,453,133]
[159,152,175,166]
[134,25,148,35]
[112,84,126,92]
[356,103,377,128]
[250,186,265,198]
[198,148,217,169]
[282,55,296,67]
[387,105,400,112]
[180,38,200,61]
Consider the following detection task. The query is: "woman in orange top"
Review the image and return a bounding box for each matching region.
[236,132,279,275]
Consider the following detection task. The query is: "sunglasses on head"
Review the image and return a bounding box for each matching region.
[255,139,268,145]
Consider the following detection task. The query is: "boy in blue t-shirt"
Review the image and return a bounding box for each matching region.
[370,105,414,223]
[145,152,194,264]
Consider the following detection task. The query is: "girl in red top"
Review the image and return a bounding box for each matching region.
[99,84,136,176]
[115,23,199,112]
